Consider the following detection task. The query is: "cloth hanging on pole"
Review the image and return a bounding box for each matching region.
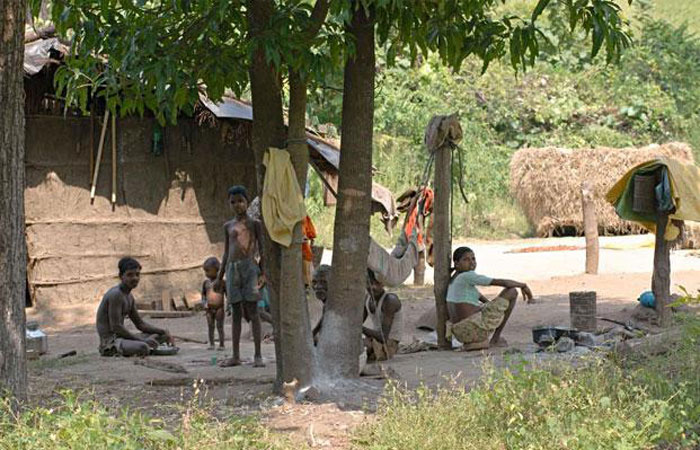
[262,148,306,247]
[424,114,463,153]
[606,157,700,241]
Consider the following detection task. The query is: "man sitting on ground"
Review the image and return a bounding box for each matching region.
[447,246,533,351]
[363,270,403,361]
[311,264,331,345]
[96,257,173,357]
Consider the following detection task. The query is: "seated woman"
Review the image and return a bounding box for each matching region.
[446,247,533,350]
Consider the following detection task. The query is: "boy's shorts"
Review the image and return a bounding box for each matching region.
[226,259,260,307]
[450,297,509,345]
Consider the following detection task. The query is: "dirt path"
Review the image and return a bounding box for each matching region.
[25,235,700,447]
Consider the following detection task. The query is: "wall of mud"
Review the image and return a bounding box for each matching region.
[25,115,256,310]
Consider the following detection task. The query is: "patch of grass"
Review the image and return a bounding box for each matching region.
[0,386,282,450]
[354,318,700,450]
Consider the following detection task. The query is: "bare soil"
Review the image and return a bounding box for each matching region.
[26,235,700,448]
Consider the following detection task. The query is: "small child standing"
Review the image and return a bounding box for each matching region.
[201,257,225,350]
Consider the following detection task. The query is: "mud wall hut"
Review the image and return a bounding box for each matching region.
[22,37,395,315]
[25,114,256,310]
[509,142,696,238]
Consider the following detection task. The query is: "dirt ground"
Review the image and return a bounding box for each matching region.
[26,235,700,448]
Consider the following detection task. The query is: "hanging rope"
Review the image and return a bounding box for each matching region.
[451,142,470,206]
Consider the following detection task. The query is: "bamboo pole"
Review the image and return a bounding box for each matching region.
[90,111,110,203]
[581,181,599,274]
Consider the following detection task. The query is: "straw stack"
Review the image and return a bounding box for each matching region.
[509,142,695,239]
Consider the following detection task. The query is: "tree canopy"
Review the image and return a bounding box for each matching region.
[36,0,632,124]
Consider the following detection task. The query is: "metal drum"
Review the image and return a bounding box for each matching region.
[632,173,656,213]
[569,291,597,332]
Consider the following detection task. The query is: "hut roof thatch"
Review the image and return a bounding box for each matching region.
[510,142,695,237]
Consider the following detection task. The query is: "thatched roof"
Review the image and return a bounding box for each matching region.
[510,142,695,237]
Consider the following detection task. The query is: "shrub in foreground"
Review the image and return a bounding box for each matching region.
[0,389,275,450]
[356,318,700,449]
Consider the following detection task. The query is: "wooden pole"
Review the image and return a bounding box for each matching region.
[111,114,117,207]
[413,250,426,285]
[652,210,671,327]
[89,103,95,184]
[581,181,599,274]
[90,111,110,203]
[433,144,452,349]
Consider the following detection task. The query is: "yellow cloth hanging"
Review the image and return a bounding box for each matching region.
[606,157,700,240]
[262,147,306,247]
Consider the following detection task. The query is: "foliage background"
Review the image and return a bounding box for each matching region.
[306,0,700,247]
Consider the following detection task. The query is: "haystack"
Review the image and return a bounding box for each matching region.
[510,142,696,242]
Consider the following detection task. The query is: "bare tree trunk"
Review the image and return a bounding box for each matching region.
[652,211,671,327]
[247,0,286,390]
[433,144,451,349]
[317,5,375,378]
[1,0,28,406]
[581,181,599,275]
[277,72,314,386]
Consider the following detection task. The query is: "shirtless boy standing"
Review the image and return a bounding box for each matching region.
[96,257,173,356]
[215,185,265,367]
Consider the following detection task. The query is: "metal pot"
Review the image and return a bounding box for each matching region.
[532,326,579,347]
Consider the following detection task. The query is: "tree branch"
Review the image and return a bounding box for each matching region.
[301,0,330,42]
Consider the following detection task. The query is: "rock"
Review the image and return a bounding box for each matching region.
[604,326,637,341]
[571,346,592,355]
[524,344,541,354]
[632,304,659,324]
[300,386,322,403]
[555,337,575,353]
[574,332,596,347]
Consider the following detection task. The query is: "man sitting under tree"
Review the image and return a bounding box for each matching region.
[363,270,404,361]
[96,257,173,357]
[446,246,533,350]
[311,264,331,345]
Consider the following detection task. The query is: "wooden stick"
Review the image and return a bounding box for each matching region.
[653,210,671,327]
[311,162,337,197]
[146,376,275,387]
[111,114,117,207]
[134,358,187,374]
[413,250,426,286]
[138,310,194,319]
[172,334,207,345]
[89,103,95,184]
[581,181,599,274]
[90,111,110,203]
[613,328,682,359]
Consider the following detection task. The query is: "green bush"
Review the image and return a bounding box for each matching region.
[0,387,277,450]
[355,318,700,450]
[308,2,700,241]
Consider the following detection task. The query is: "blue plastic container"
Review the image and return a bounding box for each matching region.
[638,291,656,308]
